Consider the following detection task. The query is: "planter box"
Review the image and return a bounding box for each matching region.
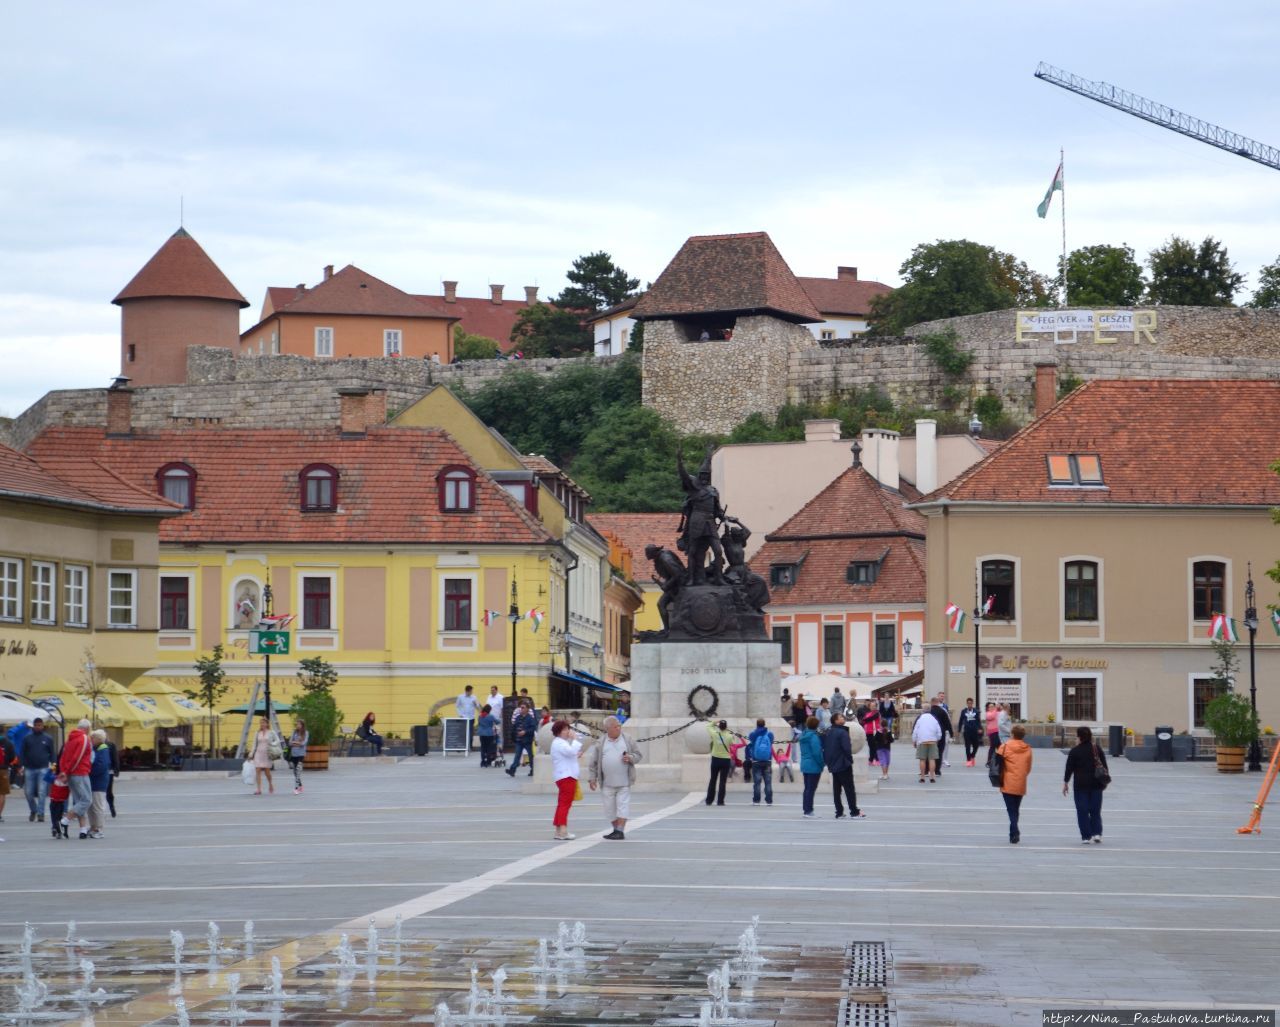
[303,744,331,771]
[181,758,241,772]
[1124,746,1156,762]
[1026,735,1057,749]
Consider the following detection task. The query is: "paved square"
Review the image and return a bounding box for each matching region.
[2,744,1277,1025]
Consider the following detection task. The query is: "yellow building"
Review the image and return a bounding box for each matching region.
[27,388,562,736]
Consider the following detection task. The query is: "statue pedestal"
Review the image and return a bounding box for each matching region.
[659,584,767,643]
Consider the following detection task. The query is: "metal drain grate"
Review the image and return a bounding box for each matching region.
[838,997,895,1027]
[844,941,890,989]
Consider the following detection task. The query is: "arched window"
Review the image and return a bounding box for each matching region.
[156,463,196,510]
[438,466,476,512]
[299,464,338,512]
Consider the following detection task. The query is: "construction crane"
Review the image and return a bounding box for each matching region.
[1034,62,1280,172]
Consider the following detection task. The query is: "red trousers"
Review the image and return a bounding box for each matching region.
[553,777,577,827]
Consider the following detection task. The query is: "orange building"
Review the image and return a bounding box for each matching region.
[240,264,458,362]
[114,228,248,386]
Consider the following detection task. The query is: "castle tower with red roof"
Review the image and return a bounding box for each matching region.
[113,228,248,386]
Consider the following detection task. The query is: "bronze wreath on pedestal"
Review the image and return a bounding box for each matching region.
[687,684,719,719]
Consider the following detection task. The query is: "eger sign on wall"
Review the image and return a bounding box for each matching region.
[1016,309,1157,345]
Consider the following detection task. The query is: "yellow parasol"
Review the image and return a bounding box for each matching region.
[131,678,216,725]
[28,678,121,728]
[97,678,168,729]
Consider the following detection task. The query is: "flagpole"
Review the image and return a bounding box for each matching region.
[973,572,981,717]
[1060,147,1068,308]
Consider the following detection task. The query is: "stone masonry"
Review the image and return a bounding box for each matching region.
[788,305,1280,424]
[641,315,816,435]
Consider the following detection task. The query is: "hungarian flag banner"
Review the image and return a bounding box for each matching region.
[260,613,295,628]
[481,609,503,627]
[1272,609,1280,636]
[1036,161,1063,218]
[945,602,966,633]
[1209,614,1239,642]
[527,608,544,633]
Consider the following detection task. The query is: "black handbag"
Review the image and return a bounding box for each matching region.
[1092,744,1111,790]
[988,750,1005,787]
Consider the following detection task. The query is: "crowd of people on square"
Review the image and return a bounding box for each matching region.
[0,716,120,841]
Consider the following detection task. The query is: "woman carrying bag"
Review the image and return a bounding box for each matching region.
[1063,725,1110,844]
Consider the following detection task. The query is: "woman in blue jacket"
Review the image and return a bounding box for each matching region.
[798,716,826,818]
[88,730,112,839]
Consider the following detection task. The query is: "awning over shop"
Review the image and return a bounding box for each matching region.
[131,679,217,725]
[550,669,627,694]
[871,670,925,699]
[0,693,49,725]
[29,678,121,727]
[223,700,294,715]
[99,678,169,729]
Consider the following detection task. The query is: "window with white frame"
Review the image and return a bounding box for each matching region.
[64,565,88,627]
[0,558,21,621]
[384,329,402,356]
[302,575,333,630]
[315,327,334,358]
[444,578,472,631]
[1059,675,1099,721]
[108,569,137,628]
[30,561,55,624]
[874,622,896,663]
[1191,675,1227,728]
[820,328,835,341]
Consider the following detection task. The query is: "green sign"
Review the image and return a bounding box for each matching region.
[249,630,290,655]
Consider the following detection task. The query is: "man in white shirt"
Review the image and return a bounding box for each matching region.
[586,716,643,840]
[456,686,479,750]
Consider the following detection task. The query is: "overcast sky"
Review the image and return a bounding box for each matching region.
[2,1,1278,415]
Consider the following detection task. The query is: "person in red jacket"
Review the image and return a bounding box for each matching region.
[58,719,94,840]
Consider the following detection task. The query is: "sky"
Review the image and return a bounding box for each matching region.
[2,0,1279,416]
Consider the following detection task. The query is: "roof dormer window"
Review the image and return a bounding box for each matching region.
[438,466,476,513]
[300,464,338,512]
[770,564,797,587]
[156,463,196,510]
[847,560,880,585]
[1047,453,1104,487]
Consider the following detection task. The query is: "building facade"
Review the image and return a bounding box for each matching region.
[914,377,1280,734]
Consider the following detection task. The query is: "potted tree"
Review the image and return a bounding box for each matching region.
[1204,693,1258,773]
[295,656,341,770]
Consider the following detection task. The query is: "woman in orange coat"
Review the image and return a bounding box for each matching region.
[996,723,1033,844]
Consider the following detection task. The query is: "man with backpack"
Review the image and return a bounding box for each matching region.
[746,718,775,806]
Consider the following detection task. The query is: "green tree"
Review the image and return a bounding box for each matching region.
[297,655,338,696]
[869,239,1051,334]
[1061,244,1146,306]
[553,251,640,313]
[627,320,645,353]
[569,405,706,512]
[1146,235,1244,306]
[452,326,500,361]
[77,647,108,729]
[1248,256,1280,308]
[509,303,591,357]
[187,644,229,762]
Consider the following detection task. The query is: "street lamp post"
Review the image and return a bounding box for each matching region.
[508,578,521,700]
[1245,565,1261,773]
[901,638,913,670]
[261,582,275,732]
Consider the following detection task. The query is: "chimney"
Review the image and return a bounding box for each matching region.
[106,377,134,438]
[803,418,841,443]
[524,286,539,305]
[859,428,900,490]
[490,284,504,305]
[915,419,938,495]
[1034,360,1058,418]
[443,281,458,303]
[295,283,306,297]
[837,266,859,280]
[323,264,334,281]
[337,387,386,437]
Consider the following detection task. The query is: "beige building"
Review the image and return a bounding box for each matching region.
[913,377,1280,735]
[0,439,179,701]
[715,420,996,559]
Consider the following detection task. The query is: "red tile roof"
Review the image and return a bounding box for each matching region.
[751,536,926,607]
[262,265,456,322]
[414,293,537,351]
[587,513,683,580]
[796,275,892,318]
[113,228,248,308]
[0,443,179,516]
[27,426,555,546]
[521,454,591,502]
[750,465,926,607]
[632,232,823,324]
[768,466,926,540]
[925,379,1280,507]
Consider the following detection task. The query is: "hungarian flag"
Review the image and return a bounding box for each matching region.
[1036,161,1063,218]
[527,608,544,632]
[1272,609,1280,636]
[261,613,295,628]
[481,609,503,627]
[1209,614,1239,642]
[945,602,966,633]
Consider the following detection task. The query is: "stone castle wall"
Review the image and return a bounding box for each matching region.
[787,306,1280,419]
[641,316,816,435]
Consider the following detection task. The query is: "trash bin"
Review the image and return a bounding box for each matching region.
[1108,724,1125,758]
[411,725,429,757]
[1154,726,1174,762]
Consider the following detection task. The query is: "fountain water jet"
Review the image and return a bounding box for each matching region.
[173,995,190,1027]
[243,920,255,956]
[170,930,185,970]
